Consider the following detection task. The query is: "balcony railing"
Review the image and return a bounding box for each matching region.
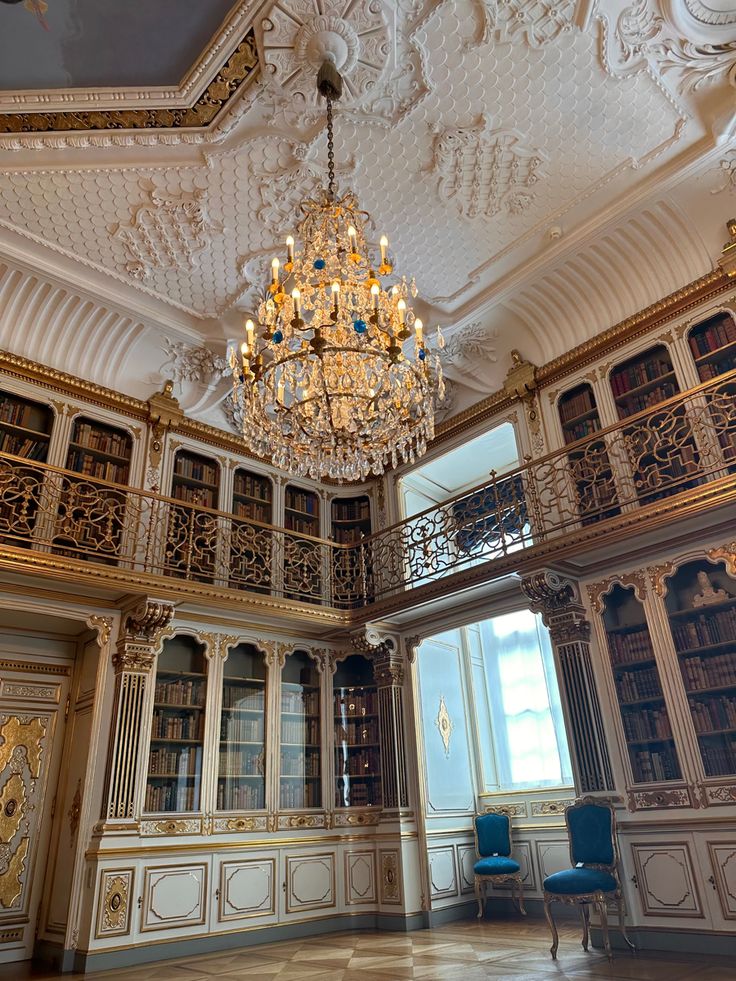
[0,369,734,611]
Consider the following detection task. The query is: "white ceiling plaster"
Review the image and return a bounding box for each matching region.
[0,0,733,422]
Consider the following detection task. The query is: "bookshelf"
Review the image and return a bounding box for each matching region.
[602,584,682,784]
[54,416,132,561]
[284,484,321,602]
[664,560,736,778]
[217,643,267,811]
[145,635,207,813]
[331,495,373,608]
[609,345,700,505]
[558,383,619,525]
[168,449,220,583]
[0,390,53,542]
[688,313,736,465]
[279,650,321,810]
[333,655,381,809]
[229,468,273,594]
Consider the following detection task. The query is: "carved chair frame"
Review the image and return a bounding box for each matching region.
[473,808,526,919]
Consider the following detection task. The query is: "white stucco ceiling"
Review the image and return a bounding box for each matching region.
[0,0,733,427]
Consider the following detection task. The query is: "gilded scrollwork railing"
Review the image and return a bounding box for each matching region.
[0,369,734,609]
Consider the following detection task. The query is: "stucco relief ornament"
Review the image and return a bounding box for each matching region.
[161,338,229,386]
[434,695,455,758]
[712,149,736,194]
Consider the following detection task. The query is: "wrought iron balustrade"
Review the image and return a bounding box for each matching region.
[0,368,733,609]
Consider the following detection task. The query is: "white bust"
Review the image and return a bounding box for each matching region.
[692,570,729,608]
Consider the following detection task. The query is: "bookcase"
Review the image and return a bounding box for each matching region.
[609,345,700,505]
[279,650,321,810]
[217,643,267,811]
[333,655,381,808]
[331,495,373,608]
[601,584,682,784]
[557,383,619,525]
[145,635,208,814]
[283,484,321,601]
[687,312,736,465]
[229,467,273,594]
[54,416,133,561]
[0,389,53,541]
[284,484,319,536]
[663,560,736,778]
[168,449,220,582]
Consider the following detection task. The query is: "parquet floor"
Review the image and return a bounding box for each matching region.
[2,917,734,981]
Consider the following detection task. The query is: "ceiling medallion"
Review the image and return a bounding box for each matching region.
[228,52,444,482]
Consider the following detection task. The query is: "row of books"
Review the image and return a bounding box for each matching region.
[559,387,595,423]
[621,707,672,741]
[701,740,736,777]
[233,502,271,522]
[174,455,218,485]
[335,720,378,743]
[222,683,264,709]
[336,782,381,807]
[697,358,736,381]
[0,397,48,432]
[218,749,263,775]
[151,711,203,740]
[72,423,129,457]
[334,689,377,715]
[220,718,263,742]
[0,432,47,460]
[332,527,367,545]
[607,626,653,665]
[216,784,264,810]
[280,784,320,808]
[172,484,216,507]
[631,747,679,783]
[680,653,736,690]
[611,357,673,396]
[281,689,319,714]
[689,695,736,734]
[148,748,199,775]
[671,608,736,652]
[154,678,204,706]
[234,473,271,501]
[67,450,129,483]
[335,749,378,775]
[689,317,736,358]
[332,499,370,521]
[144,783,198,813]
[286,490,318,514]
[617,667,662,702]
[563,417,600,443]
[617,382,678,417]
[285,516,319,535]
[281,719,320,743]
[280,751,320,776]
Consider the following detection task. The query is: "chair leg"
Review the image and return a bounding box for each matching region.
[616,891,636,951]
[544,895,559,960]
[475,876,485,919]
[580,903,590,952]
[516,874,527,916]
[597,897,612,962]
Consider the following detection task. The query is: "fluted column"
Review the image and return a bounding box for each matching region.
[102,598,174,821]
[521,571,614,794]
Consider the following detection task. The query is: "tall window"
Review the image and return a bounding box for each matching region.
[479,609,572,789]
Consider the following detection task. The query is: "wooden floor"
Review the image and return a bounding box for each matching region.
[3,917,734,980]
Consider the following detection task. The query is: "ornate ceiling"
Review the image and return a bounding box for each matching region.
[0,0,733,428]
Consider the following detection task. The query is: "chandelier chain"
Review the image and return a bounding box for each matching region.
[326,95,336,201]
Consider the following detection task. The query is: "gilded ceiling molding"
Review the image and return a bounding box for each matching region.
[0,31,258,137]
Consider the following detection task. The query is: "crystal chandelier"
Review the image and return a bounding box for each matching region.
[228,58,444,482]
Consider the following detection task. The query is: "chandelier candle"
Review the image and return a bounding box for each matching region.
[228,57,443,482]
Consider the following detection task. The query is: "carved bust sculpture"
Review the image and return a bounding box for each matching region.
[692,570,729,608]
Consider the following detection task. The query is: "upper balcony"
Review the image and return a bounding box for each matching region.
[0,367,735,626]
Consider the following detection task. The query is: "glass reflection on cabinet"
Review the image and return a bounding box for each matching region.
[333,654,381,808]
[217,643,267,811]
[280,650,321,809]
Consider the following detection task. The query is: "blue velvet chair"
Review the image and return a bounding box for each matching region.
[473,810,526,918]
[543,797,635,961]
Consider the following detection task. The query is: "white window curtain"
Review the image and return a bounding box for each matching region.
[479,609,572,790]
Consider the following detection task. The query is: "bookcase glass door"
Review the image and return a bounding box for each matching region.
[687,313,736,468]
[280,650,321,810]
[333,654,381,809]
[146,635,208,813]
[217,643,267,811]
[557,383,619,525]
[601,584,682,784]
[230,468,273,594]
[663,560,736,778]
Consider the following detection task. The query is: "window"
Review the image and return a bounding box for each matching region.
[479,609,572,790]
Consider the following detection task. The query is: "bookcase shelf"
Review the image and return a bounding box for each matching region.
[602,583,682,784]
[664,559,736,778]
[168,449,220,584]
[284,485,321,602]
[688,313,736,467]
[230,467,273,594]
[331,494,373,609]
[558,383,619,526]
[280,651,322,810]
[333,655,381,809]
[145,636,207,814]
[0,390,53,542]
[217,643,267,812]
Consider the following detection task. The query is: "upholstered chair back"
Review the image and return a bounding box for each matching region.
[567,801,614,868]
[475,812,511,858]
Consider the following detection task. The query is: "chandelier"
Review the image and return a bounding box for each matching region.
[228,58,444,482]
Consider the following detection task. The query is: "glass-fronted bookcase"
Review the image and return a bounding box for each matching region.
[217,643,268,812]
[279,650,322,811]
[333,654,381,809]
